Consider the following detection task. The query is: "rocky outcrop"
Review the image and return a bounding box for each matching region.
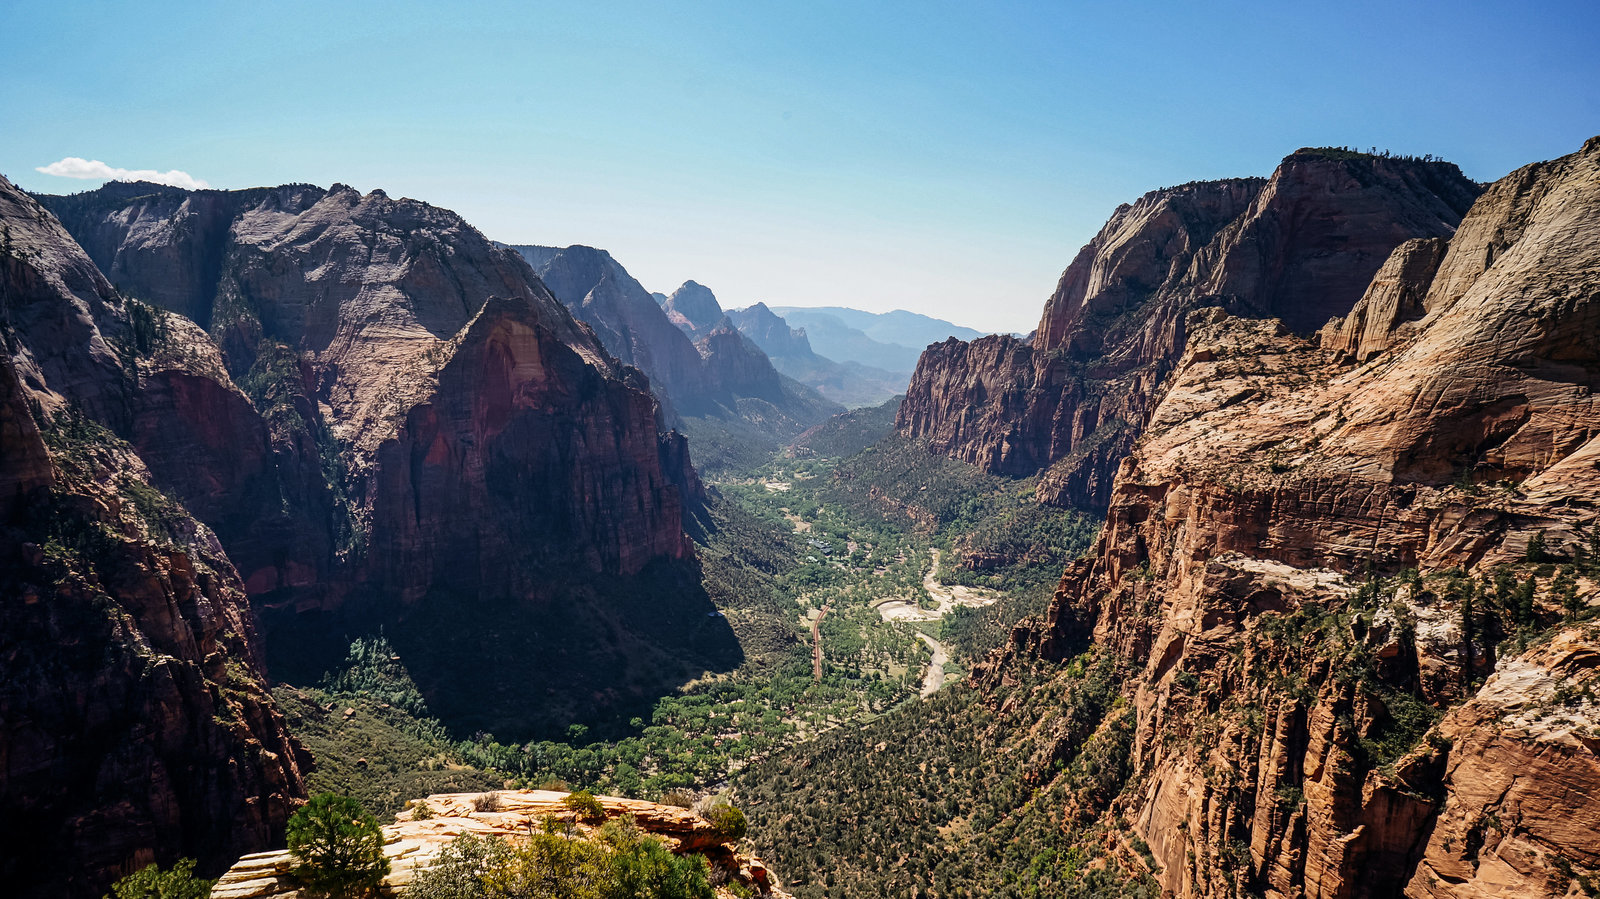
[1,175,308,898]
[899,150,1482,511]
[980,136,1600,898]
[1405,628,1600,898]
[211,790,791,899]
[1320,237,1449,361]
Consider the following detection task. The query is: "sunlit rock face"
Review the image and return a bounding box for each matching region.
[212,790,794,899]
[41,183,696,604]
[978,136,1600,899]
[898,150,1481,512]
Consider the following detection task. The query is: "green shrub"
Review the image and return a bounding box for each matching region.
[563,790,608,824]
[699,802,747,841]
[410,831,714,899]
[104,859,212,899]
[408,834,506,899]
[286,793,390,898]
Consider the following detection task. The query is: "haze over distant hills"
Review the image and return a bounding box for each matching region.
[768,306,990,374]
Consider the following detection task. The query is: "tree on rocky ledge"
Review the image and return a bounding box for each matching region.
[286,794,390,898]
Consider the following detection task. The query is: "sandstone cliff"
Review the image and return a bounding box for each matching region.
[39,185,724,737]
[42,186,696,589]
[0,175,308,898]
[212,790,791,899]
[980,136,1600,898]
[899,150,1482,511]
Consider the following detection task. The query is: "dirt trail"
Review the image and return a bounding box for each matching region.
[811,604,831,683]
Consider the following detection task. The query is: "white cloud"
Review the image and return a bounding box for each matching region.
[35,157,210,190]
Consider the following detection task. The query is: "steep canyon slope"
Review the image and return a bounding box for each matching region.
[898,150,1482,511]
[0,176,308,898]
[39,182,728,737]
[982,136,1600,898]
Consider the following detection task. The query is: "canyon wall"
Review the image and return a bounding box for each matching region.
[899,151,1482,511]
[39,183,727,739]
[43,185,697,601]
[1,176,308,898]
[982,136,1600,898]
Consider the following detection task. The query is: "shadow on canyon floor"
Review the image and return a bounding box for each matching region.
[255,557,742,743]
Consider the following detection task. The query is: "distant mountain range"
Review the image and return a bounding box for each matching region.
[504,245,842,473]
[769,306,990,373]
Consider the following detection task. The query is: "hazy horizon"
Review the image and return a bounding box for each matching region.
[6,0,1597,333]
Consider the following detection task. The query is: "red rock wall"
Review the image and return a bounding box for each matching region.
[1,176,308,898]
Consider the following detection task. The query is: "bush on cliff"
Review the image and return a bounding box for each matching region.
[287,793,390,898]
[407,830,714,899]
[699,801,748,841]
[105,859,213,899]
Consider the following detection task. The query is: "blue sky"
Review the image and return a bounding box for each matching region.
[4,1,1597,333]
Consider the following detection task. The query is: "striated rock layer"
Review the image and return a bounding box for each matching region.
[898,150,1481,511]
[980,136,1600,898]
[0,175,308,898]
[211,790,792,899]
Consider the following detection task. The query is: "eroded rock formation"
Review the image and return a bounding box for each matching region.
[980,136,1600,898]
[898,150,1482,511]
[44,186,694,604]
[212,790,791,899]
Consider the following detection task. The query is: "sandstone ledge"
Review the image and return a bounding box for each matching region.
[211,790,789,898]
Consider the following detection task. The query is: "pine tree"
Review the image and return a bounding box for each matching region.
[286,794,390,898]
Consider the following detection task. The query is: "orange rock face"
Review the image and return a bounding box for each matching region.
[978,137,1600,897]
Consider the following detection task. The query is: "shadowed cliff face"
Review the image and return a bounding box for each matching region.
[512,244,714,415]
[980,137,1600,899]
[38,184,731,738]
[0,175,308,899]
[898,151,1482,511]
[41,184,697,595]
